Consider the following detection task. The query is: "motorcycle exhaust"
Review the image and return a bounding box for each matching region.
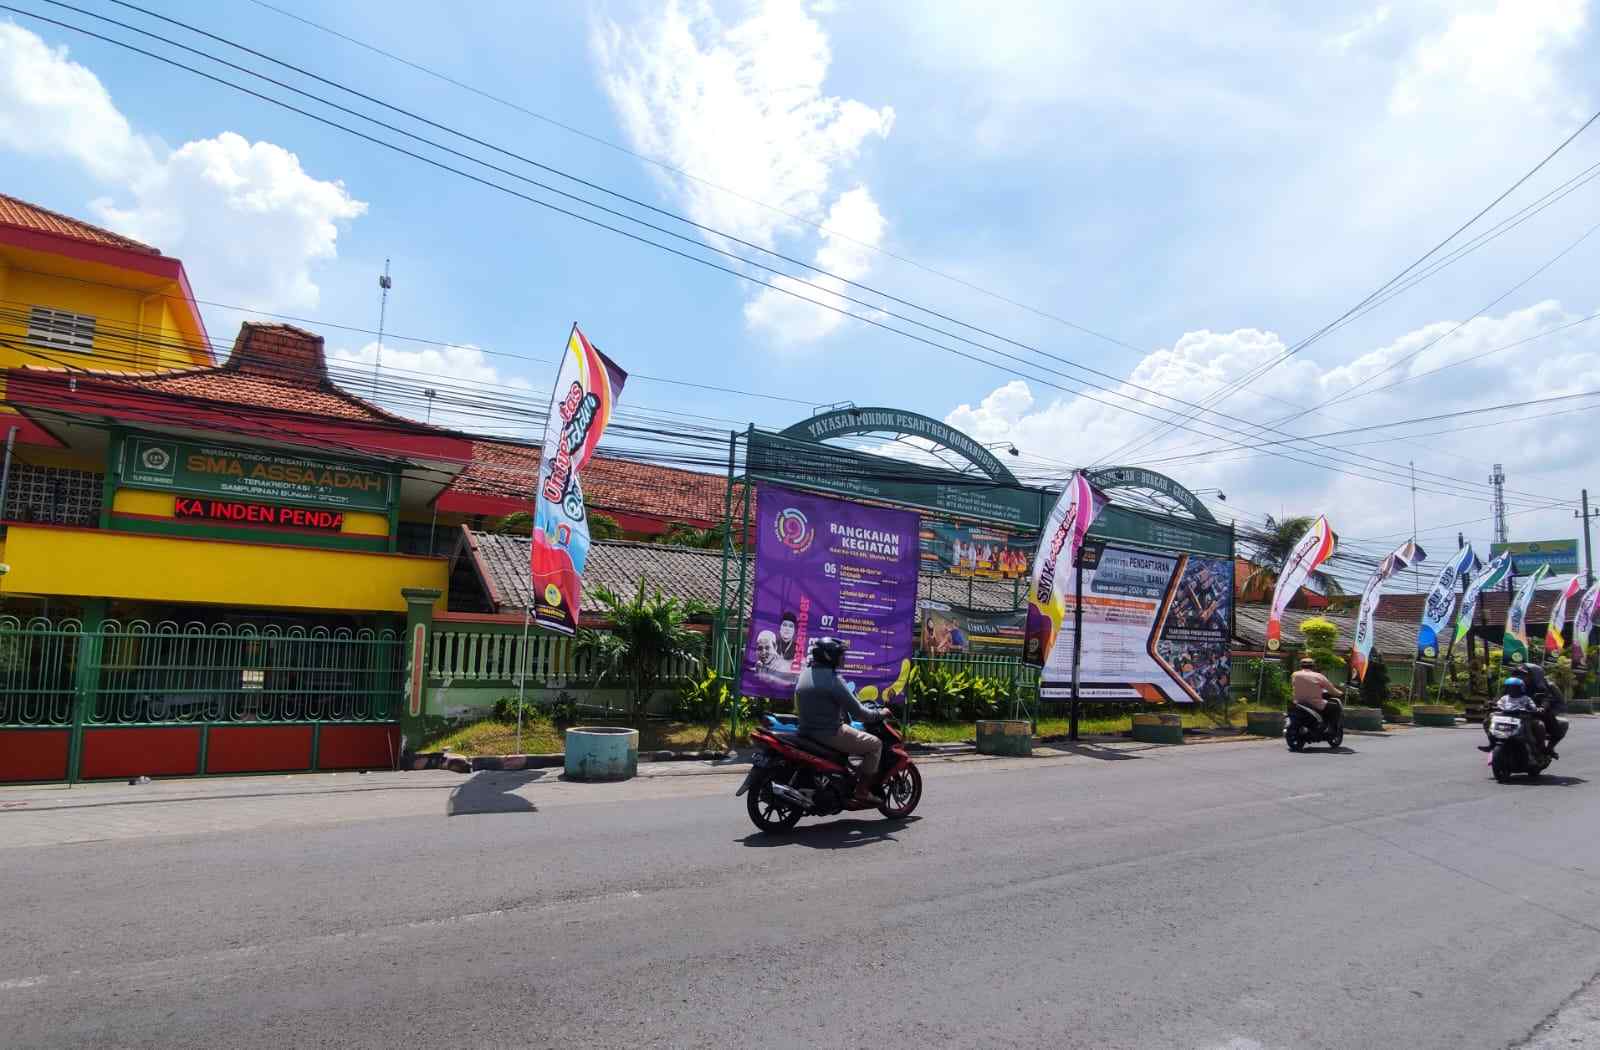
[769,783,814,807]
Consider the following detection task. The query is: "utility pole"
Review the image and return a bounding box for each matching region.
[1577,488,1597,586]
[373,259,393,386]
[1410,460,1420,594]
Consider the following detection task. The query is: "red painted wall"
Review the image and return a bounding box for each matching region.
[80,727,201,779]
[206,725,314,774]
[316,725,399,771]
[0,729,70,782]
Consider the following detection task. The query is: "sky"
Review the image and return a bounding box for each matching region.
[2,0,1600,584]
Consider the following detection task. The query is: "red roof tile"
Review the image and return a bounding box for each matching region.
[449,439,732,525]
[0,192,159,255]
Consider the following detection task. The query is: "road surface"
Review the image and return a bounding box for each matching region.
[4,722,1599,1049]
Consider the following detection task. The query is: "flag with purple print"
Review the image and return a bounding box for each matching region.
[1573,580,1600,666]
[1023,472,1104,668]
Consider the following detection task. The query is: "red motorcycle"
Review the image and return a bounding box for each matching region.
[737,706,923,832]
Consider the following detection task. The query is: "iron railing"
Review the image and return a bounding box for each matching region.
[0,617,402,727]
[427,626,700,688]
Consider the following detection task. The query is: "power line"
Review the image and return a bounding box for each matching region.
[8,2,1540,508]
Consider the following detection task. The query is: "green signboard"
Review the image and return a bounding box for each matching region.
[1490,539,1580,578]
[121,435,394,512]
[1088,504,1233,558]
[747,430,1045,529]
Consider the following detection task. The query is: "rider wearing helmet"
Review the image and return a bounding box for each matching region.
[1481,676,1551,758]
[1515,659,1568,759]
[1291,658,1342,730]
[793,637,887,803]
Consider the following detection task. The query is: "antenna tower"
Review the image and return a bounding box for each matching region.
[1490,463,1508,545]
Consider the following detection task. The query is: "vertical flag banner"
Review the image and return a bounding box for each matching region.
[1417,544,1476,660]
[1454,551,1510,648]
[1023,473,1104,667]
[1265,516,1336,653]
[1351,540,1424,683]
[1544,575,1585,653]
[1502,563,1550,663]
[1573,580,1600,666]
[529,325,627,635]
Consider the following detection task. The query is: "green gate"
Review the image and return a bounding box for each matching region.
[0,616,404,782]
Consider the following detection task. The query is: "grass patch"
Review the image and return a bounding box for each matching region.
[420,717,740,757]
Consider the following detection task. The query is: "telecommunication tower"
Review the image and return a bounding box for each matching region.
[1490,463,1508,545]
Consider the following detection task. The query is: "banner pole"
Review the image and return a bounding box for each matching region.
[516,605,531,755]
[1069,549,1085,742]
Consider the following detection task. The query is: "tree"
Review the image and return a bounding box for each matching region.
[657,522,729,549]
[1299,616,1342,676]
[485,509,622,540]
[576,580,708,717]
[1239,514,1344,602]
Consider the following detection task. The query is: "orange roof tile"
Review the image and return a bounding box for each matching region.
[452,439,731,525]
[0,192,159,255]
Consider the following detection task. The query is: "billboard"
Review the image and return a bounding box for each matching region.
[1039,548,1232,704]
[740,486,920,701]
[918,602,1026,656]
[1491,539,1580,578]
[919,521,1032,580]
[121,435,392,511]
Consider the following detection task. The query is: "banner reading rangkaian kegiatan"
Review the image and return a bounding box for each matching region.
[1454,551,1511,648]
[1023,472,1104,668]
[1417,544,1476,660]
[1573,580,1600,666]
[1266,516,1336,653]
[740,486,919,702]
[1544,574,1585,653]
[529,325,627,636]
[1503,563,1551,664]
[1352,540,1424,683]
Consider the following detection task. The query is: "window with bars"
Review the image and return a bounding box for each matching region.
[25,306,97,352]
[3,463,104,526]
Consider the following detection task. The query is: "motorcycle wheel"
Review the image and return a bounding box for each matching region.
[1328,729,1344,750]
[1491,746,1514,784]
[1286,729,1306,752]
[877,765,922,820]
[746,776,802,833]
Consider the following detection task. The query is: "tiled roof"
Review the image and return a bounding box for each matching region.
[0,192,159,254]
[1234,604,1420,660]
[450,439,733,525]
[98,323,423,425]
[458,528,1021,619]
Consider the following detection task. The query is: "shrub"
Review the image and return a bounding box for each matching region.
[904,665,1011,722]
[1237,658,1292,709]
[1358,657,1390,708]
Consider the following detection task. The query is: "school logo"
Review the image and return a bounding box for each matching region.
[774,507,814,554]
[544,584,563,607]
[139,443,174,474]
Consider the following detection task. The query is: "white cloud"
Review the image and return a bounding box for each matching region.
[0,22,155,180]
[0,22,364,314]
[743,185,886,343]
[329,341,531,433]
[1330,5,1392,54]
[1390,0,1586,115]
[593,0,893,345]
[945,302,1600,552]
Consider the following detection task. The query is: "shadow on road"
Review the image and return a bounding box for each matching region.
[447,771,547,816]
[739,815,923,849]
[1050,743,1144,761]
[1292,746,1359,756]
[1496,775,1588,788]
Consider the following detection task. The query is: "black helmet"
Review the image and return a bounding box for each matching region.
[809,636,847,669]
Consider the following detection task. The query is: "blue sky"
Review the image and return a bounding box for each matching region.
[4,0,1600,578]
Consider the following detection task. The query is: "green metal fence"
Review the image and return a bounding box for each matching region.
[0,616,403,728]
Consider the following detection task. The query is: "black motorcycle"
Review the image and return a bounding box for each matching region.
[1286,692,1344,751]
[1486,696,1553,782]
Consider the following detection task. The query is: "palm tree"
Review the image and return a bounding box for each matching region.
[577,580,708,718]
[1239,514,1344,602]
[657,522,731,549]
[485,509,622,539]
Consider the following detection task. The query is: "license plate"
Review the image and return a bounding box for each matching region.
[735,769,758,797]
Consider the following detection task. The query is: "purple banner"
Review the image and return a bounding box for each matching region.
[740,486,920,702]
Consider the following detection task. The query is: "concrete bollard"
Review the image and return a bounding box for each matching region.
[1245,710,1285,738]
[564,727,639,782]
[975,720,1032,756]
[1131,712,1183,745]
[1412,704,1458,728]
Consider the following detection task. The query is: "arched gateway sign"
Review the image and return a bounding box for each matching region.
[748,407,1041,529]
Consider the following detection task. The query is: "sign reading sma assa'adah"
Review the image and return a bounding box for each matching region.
[123,436,392,512]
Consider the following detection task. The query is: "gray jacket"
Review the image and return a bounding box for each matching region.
[794,666,875,738]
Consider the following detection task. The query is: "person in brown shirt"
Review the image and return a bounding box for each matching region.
[1291,658,1338,711]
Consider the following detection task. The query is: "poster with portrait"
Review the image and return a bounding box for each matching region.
[1039,547,1232,704]
[740,486,920,701]
[919,601,1026,656]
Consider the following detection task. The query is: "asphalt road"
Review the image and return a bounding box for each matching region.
[5,723,1600,1050]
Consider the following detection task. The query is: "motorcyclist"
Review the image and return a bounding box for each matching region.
[1480,676,1551,758]
[793,637,888,803]
[1515,659,1567,759]
[1291,658,1342,732]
